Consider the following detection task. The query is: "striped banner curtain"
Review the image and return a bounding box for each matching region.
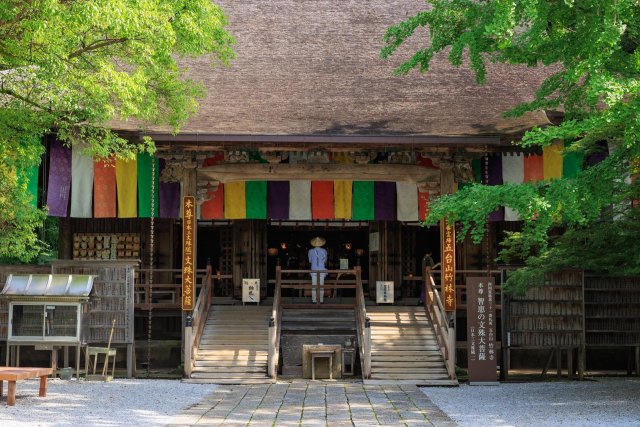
[487,154,504,221]
[352,181,374,220]
[159,159,180,218]
[562,142,583,178]
[312,181,334,220]
[502,153,524,221]
[200,153,225,220]
[246,181,267,219]
[543,143,563,179]
[267,181,289,220]
[524,154,544,182]
[374,181,396,221]
[115,158,137,218]
[70,146,94,218]
[46,139,72,217]
[396,182,419,222]
[224,181,246,219]
[137,153,159,218]
[93,159,116,218]
[289,180,311,220]
[334,180,352,219]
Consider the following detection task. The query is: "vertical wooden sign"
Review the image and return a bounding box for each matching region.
[466,277,497,383]
[182,196,196,310]
[441,218,456,311]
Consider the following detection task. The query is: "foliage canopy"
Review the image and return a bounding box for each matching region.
[0,0,234,261]
[382,0,640,292]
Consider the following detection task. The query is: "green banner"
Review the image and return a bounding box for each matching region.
[246,180,267,219]
[137,153,159,218]
[352,181,374,220]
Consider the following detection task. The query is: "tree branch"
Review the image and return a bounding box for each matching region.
[68,38,129,59]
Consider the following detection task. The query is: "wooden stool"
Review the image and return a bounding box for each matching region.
[85,347,117,379]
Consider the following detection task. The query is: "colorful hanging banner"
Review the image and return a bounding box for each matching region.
[562,142,583,178]
[224,181,246,219]
[352,181,374,220]
[46,139,72,217]
[289,180,311,220]
[182,196,196,310]
[396,182,419,222]
[418,190,430,221]
[523,154,544,182]
[115,157,137,218]
[502,153,524,221]
[246,181,267,219]
[312,181,334,219]
[200,183,224,220]
[441,218,456,311]
[374,181,396,221]
[543,142,563,180]
[268,181,289,220]
[25,164,39,208]
[137,153,159,218]
[70,146,93,218]
[93,159,116,218]
[158,159,180,218]
[487,155,504,222]
[334,180,353,219]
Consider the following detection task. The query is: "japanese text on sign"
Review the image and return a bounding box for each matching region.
[466,277,497,383]
[182,196,196,310]
[441,218,456,311]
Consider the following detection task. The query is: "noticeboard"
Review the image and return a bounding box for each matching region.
[376,281,394,304]
[242,278,260,304]
[466,276,497,383]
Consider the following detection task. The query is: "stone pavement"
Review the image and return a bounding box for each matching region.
[169,380,456,427]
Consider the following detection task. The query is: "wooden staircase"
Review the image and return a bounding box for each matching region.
[367,306,457,385]
[189,305,273,384]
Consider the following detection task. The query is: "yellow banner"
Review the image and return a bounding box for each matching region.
[115,158,137,218]
[543,142,563,180]
[224,181,246,219]
[334,180,352,219]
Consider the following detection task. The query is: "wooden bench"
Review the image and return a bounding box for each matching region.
[0,367,53,406]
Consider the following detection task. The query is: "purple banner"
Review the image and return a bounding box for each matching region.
[587,141,609,166]
[487,155,504,222]
[159,159,180,218]
[374,181,396,221]
[46,139,72,217]
[267,181,289,220]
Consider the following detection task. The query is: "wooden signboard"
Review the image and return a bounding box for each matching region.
[242,278,260,304]
[467,277,497,383]
[182,196,196,310]
[376,281,394,304]
[441,218,456,311]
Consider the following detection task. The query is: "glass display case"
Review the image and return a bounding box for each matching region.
[9,302,82,342]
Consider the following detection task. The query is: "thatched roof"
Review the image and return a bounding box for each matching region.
[118,0,554,138]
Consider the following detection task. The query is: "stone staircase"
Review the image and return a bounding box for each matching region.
[367,306,456,385]
[189,305,272,384]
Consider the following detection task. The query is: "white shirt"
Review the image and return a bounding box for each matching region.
[308,247,327,271]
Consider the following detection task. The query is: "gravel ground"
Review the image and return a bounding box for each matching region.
[421,378,640,427]
[0,378,217,426]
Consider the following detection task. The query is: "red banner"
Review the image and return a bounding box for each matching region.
[182,196,196,310]
[441,218,455,311]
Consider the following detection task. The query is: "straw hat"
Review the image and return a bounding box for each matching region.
[310,236,326,247]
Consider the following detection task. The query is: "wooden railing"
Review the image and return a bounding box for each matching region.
[268,266,284,379]
[423,265,456,380]
[275,268,362,308]
[135,268,208,310]
[184,265,213,378]
[353,266,370,379]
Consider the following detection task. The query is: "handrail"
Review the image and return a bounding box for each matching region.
[353,266,370,379]
[269,266,283,379]
[423,266,456,380]
[184,264,213,378]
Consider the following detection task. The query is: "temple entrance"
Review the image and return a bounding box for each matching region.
[266,223,370,298]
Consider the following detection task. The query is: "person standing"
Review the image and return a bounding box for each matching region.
[419,251,435,304]
[308,236,328,303]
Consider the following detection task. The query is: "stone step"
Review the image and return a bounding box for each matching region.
[192,365,266,373]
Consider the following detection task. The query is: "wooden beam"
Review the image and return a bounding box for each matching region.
[198,163,440,184]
